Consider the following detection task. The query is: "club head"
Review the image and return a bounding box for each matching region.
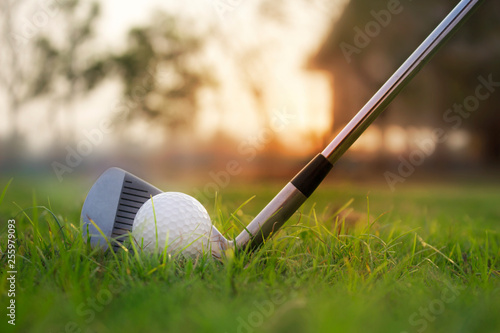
[81,167,162,251]
[81,168,232,256]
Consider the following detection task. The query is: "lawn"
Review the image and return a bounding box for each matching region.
[0,175,499,333]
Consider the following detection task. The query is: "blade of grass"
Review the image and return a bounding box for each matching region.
[0,178,13,206]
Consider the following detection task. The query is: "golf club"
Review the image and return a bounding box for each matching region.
[81,0,484,255]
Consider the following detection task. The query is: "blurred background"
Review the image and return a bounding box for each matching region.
[1,0,499,193]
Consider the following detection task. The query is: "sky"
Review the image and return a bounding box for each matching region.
[1,0,347,155]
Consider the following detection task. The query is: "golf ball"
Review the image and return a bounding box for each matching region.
[132,192,213,257]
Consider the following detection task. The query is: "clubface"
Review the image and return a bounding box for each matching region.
[81,167,161,250]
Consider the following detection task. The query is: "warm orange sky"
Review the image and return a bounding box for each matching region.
[0,0,348,155]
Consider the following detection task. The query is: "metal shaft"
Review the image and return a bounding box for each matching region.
[235,0,485,251]
[321,0,484,164]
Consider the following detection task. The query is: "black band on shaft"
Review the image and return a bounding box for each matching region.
[291,154,333,198]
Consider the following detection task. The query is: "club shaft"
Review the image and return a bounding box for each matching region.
[235,0,484,251]
[321,0,484,163]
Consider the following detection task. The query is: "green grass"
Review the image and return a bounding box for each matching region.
[0,177,499,333]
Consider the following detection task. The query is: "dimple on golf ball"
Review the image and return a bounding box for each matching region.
[132,192,213,257]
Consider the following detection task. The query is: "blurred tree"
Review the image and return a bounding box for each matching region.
[0,0,105,150]
[313,0,500,163]
[108,12,215,140]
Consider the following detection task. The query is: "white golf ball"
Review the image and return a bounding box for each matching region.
[132,192,213,257]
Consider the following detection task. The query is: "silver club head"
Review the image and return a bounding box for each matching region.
[81,167,162,251]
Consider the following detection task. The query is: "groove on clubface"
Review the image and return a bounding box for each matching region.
[111,176,161,251]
